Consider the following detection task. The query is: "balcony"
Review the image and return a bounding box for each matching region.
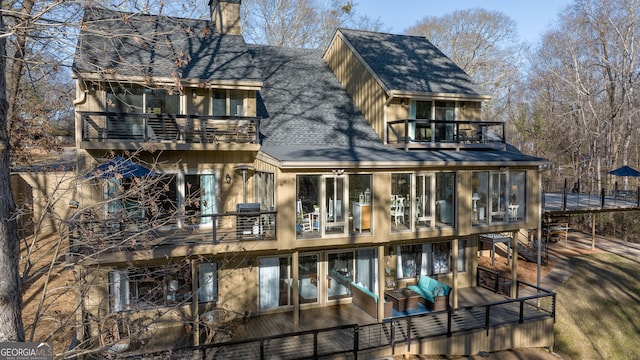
[387,119,505,151]
[65,209,277,258]
[79,111,260,150]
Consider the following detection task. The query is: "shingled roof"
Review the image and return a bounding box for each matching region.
[336,29,489,99]
[250,44,542,167]
[73,7,262,84]
[250,45,383,148]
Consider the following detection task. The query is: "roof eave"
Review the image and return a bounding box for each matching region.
[73,72,263,90]
[388,90,492,102]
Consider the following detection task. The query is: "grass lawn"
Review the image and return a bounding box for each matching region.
[553,253,640,359]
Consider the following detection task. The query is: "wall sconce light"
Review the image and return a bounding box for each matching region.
[388,246,394,256]
[400,99,407,107]
[192,89,197,97]
[225,173,231,184]
[332,169,344,176]
[247,259,253,272]
[499,167,508,172]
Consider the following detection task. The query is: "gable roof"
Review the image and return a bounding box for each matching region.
[73,7,262,86]
[250,45,543,168]
[335,29,490,100]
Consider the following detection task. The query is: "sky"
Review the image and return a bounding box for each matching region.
[356,0,573,44]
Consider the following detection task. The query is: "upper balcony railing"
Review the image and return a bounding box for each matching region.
[80,111,260,147]
[387,119,505,151]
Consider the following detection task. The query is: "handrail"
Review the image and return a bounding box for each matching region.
[79,111,261,144]
[158,286,556,359]
[386,118,505,151]
[66,210,277,255]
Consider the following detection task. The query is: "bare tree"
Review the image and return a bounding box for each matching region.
[405,8,525,123]
[0,1,26,343]
[525,0,640,190]
[241,0,384,48]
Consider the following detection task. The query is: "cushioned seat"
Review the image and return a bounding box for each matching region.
[407,275,451,311]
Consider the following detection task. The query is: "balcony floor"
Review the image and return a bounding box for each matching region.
[228,286,505,342]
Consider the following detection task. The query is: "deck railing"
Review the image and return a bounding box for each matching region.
[386,119,505,151]
[142,269,556,359]
[66,210,276,255]
[80,111,260,144]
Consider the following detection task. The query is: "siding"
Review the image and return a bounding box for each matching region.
[324,35,387,140]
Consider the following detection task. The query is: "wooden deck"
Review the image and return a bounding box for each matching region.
[229,286,506,342]
[188,286,552,359]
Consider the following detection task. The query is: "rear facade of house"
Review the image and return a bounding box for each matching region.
[69,0,548,355]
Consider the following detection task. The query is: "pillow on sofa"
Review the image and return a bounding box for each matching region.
[418,275,432,290]
[433,285,445,297]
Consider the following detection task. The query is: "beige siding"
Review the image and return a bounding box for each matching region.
[11,171,77,235]
[324,35,387,139]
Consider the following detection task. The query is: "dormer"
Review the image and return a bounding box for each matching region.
[324,29,501,151]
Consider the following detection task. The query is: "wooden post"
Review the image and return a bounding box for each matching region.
[510,231,518,299]
[293,251,299,331]
[591,213,596,250]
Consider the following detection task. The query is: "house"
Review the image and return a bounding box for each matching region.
[69,0,549,356]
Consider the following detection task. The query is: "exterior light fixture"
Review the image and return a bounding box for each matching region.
[225,173,231,184]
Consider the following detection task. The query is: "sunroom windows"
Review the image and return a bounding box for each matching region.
[472,170,526,225]
[296,174,372,238]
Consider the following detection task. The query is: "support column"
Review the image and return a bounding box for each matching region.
[377,245,385,322]
[452,239,459,309]
[292,251,299,331]
[510,231,518,299]
[591,213,596,250]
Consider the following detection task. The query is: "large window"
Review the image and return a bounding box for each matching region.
[296,174,349,238]
[472,170,526,225]
[212,89,244,116]
[391,172,455,232]
[109,263,195,312]
[396,241,465,279]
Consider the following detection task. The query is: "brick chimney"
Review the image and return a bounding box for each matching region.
[209,0,242,35]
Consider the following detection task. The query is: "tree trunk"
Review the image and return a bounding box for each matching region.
[0,4,25,342]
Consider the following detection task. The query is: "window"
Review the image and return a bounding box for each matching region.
[327,252,354,300]
[415,174,434,228]
[183,174,219,226]
[435,172,455,226]
[106,86,179,114]
[211,89,245,116]
[355,248,378,291]
[259,256,292,311]
[254,172,274,211]
[396,241,462,279]
[349,174,372,233]
[472,170,526,225]
[109,264,192,312]
[198,263,218,303]
[296,174,348,238]
[392,172,455,232]
[434,101,455,142]
[391,173,411,232]
[299,254,319,304]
